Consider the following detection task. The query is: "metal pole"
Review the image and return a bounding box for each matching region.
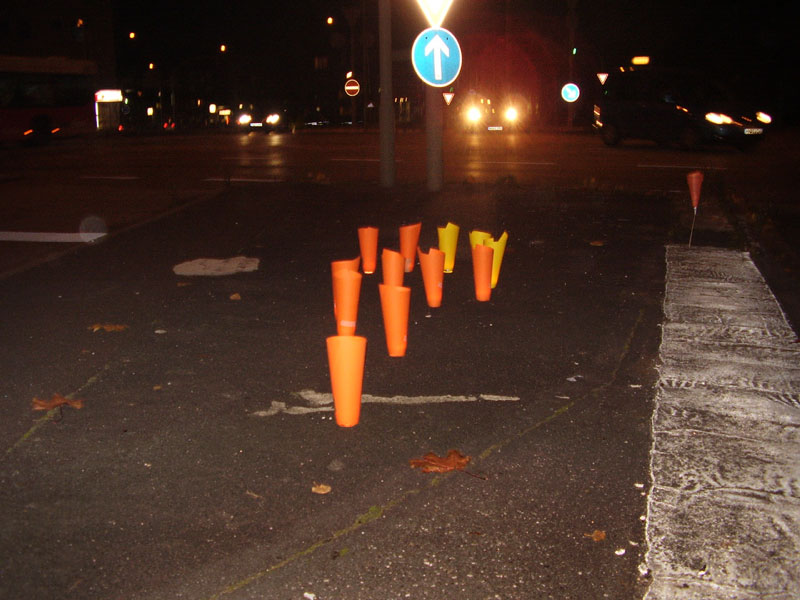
[379,0,395,187]
[425,85,443,192]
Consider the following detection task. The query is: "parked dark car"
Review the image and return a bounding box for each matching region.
[593,67,771,150]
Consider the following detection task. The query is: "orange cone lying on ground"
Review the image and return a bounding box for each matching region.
[381,248,405,286]
[483,231,508,289]
[332,269,362,335]
[417,247,445,308]
[379,284,411,356]
[472,243,493,301]
[357,227,378,274]
[326,335,366,427]
[399,222,422,273]
[437,222,460,273]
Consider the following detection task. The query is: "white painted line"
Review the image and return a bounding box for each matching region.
[250,389,519,418]
[80,175,140,180]
[0,231,106,243]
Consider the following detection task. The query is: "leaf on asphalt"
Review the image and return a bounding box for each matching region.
[311,482,332,495]
[410,449,471,473]
[585,529,606,542]
[89,323,129,332]
[229,293,242,301]
[32,393,84,411]
[590,240,606,247]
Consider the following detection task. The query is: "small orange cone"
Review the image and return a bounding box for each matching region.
[399,222,422,272]
[326,335,367,427]
[379,284,411,357]
[483,231,508,289]
[357,227,379,274]
[417,247,445,308]
[381,248,405,286]
[472,244,493,301]
[687,170,703,209]
[331,257,361,313]
[437,222,460,273]
[332,269,362,335]
[469,230,491,249]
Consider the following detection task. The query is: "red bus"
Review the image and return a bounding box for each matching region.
[0,55,97,144]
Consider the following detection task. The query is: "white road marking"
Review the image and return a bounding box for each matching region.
[645,245,800,599]
[0,231,106,242]
[250,389,519,418]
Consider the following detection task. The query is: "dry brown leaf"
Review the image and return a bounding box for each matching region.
[311,482,332,495]
[585,530,606,542]
[229,293,242,301]
[589,241,606,247]
[32,393,84,411]
[410,449,471,473]
[89,323,128,333]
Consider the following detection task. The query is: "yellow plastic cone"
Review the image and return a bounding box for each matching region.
[469,230,491,249]
[326,335,366,427]
[483,231,508,289]
[399,222,422,273]
[437,222,460,273]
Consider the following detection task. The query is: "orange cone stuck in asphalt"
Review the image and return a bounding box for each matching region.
[381,248,405,286]
[483,231,508,289]
[399,222,422,272]
[472,243,493,301]
[331,257,361,313]
[437,222,460,273]
[379,284,411,356]
[687,170,703,209]
[332,269,362,335]
[357,227,379,274]
[326,335,367,427]
[417,247,445,308]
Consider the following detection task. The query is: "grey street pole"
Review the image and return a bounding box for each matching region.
[379,0,395,187]
[425,85,443,192]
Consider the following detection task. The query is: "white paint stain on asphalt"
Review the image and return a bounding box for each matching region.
[645,245,800,600]
[251,389,519,418]
[0,231,106,242]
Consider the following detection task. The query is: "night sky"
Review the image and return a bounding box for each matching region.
[111,0,799,122]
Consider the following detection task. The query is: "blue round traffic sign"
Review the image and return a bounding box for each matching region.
[561,83,580,103]
[411,27,462,88]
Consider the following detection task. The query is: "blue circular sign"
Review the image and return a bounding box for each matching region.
[561,83,580,103]
[411,27,462,88]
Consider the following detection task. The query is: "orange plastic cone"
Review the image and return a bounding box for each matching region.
[331,257,361,313]
[472,244,493,301]
[483,231,508,289]
[437,222,460,273]
[381,248,405,286]
[399,222,422,273]
[332,269,362,335]
[417,247,445,308]
[378,284,411,357]
[357,227,379,274]
[469,230,491,249]
[687,170,703,209]
[326,335,366,427]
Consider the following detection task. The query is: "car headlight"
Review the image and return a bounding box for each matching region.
[466,107,482,123]
[266,113,280,125]
[705,112,733,125]
[504,107,518,122]
[756,111,772,124]
[238,113,253,126]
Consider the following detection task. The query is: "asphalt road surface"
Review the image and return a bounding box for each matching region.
[1,129,797,599]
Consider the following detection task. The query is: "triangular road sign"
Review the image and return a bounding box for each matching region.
[442,92,454,105]
[416,0,454,27]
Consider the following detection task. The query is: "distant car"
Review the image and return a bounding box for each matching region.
[461,93,530,133]
[593,67,771,150]
[242,111,286,133]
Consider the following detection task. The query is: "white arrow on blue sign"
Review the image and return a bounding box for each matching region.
[411,27,462,88]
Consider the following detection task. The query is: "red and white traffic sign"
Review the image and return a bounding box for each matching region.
[344,79,360,97]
